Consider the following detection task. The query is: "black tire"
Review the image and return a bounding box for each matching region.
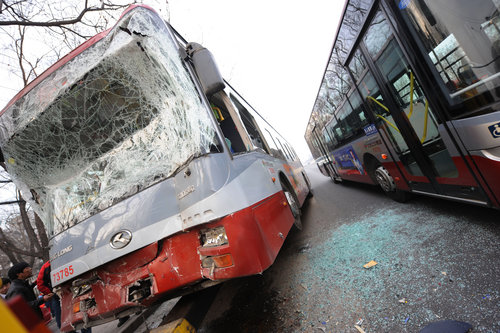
[374,165,410,203]
[281,181,302,230]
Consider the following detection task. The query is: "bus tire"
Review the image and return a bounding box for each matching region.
[281,180,302,230]
[374,165,410,203]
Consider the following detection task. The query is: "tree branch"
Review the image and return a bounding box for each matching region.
[34,214,49,261]
[0,227,41,259]
[0,2,129,27]
[17,191,42,253]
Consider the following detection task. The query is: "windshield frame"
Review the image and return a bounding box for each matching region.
[0,6,221,236]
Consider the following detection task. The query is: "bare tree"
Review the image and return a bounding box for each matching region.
[1,1,133,84]
[0,162,50,267]
[0,1,130,27]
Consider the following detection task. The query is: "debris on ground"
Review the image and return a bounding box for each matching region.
[418,320,472,333]
[252,207,499,333]
[298,243,311,253]
[354,324,366,332]
[363,260,378,269]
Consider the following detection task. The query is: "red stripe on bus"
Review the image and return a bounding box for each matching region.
[434,157,480,186]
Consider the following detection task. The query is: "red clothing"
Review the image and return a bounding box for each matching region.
[36,261,52,295]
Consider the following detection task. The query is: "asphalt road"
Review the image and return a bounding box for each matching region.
[198,164,500,333]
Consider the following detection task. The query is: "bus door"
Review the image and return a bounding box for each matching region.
[358,8,489,203]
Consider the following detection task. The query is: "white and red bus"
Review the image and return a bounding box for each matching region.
[305,0,500,207]
[0,5,311,331]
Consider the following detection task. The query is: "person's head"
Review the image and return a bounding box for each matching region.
[0,278,11,294]
[7,262,32,280]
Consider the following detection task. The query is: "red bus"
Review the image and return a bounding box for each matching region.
[305,0,500,207]
[0,5,311,331]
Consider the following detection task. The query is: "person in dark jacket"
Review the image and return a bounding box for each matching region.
[6,261,53,319]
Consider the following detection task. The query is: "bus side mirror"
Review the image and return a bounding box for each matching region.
[186,42,225,96]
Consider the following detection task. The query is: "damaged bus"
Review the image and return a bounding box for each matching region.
[305,0,500,208]
[0,5,311,331]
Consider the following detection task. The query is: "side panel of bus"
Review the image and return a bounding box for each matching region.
[306,0,499,208]
[386,0,500,207]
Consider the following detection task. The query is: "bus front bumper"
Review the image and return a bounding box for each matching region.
[59,190,294,332]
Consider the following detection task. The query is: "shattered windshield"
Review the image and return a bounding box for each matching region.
[0,7,218,236]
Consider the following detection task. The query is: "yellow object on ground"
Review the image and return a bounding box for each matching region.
[363,260,378,268]
[150,318,196,333]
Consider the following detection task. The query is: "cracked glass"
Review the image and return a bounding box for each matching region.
[0,7,218,236]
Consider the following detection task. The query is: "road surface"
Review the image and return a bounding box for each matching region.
[198,164,500,333]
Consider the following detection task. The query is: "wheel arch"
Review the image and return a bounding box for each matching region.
[278,171,302,230]
[363,153,381,185]
[278,171,295,194]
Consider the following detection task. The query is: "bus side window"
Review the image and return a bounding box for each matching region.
[334,104,348,143]
[229,94,272,155]
[322,126,335,152]
[287,143,298,161]
[209,93,248,154]
[275,137,291,161]
[347,91,370,135]
[263,129,285,160]
[210,91,252,153]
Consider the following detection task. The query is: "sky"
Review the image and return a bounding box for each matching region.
[0,1,344,163]
[166,1,344,162]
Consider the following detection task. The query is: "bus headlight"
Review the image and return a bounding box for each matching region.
[71,276,98,298]
[200,226,228,247]
[201,254,233,268]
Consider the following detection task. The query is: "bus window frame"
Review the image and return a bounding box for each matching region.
[342,0,383,69]
[264,128,284,160]
[227,92,273,155]
[358,4,481,185]
[275,137,291,161]
[383,0,500,120]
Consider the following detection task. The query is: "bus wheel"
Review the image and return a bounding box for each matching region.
[282,182,302,230]
[374,165,410,203]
